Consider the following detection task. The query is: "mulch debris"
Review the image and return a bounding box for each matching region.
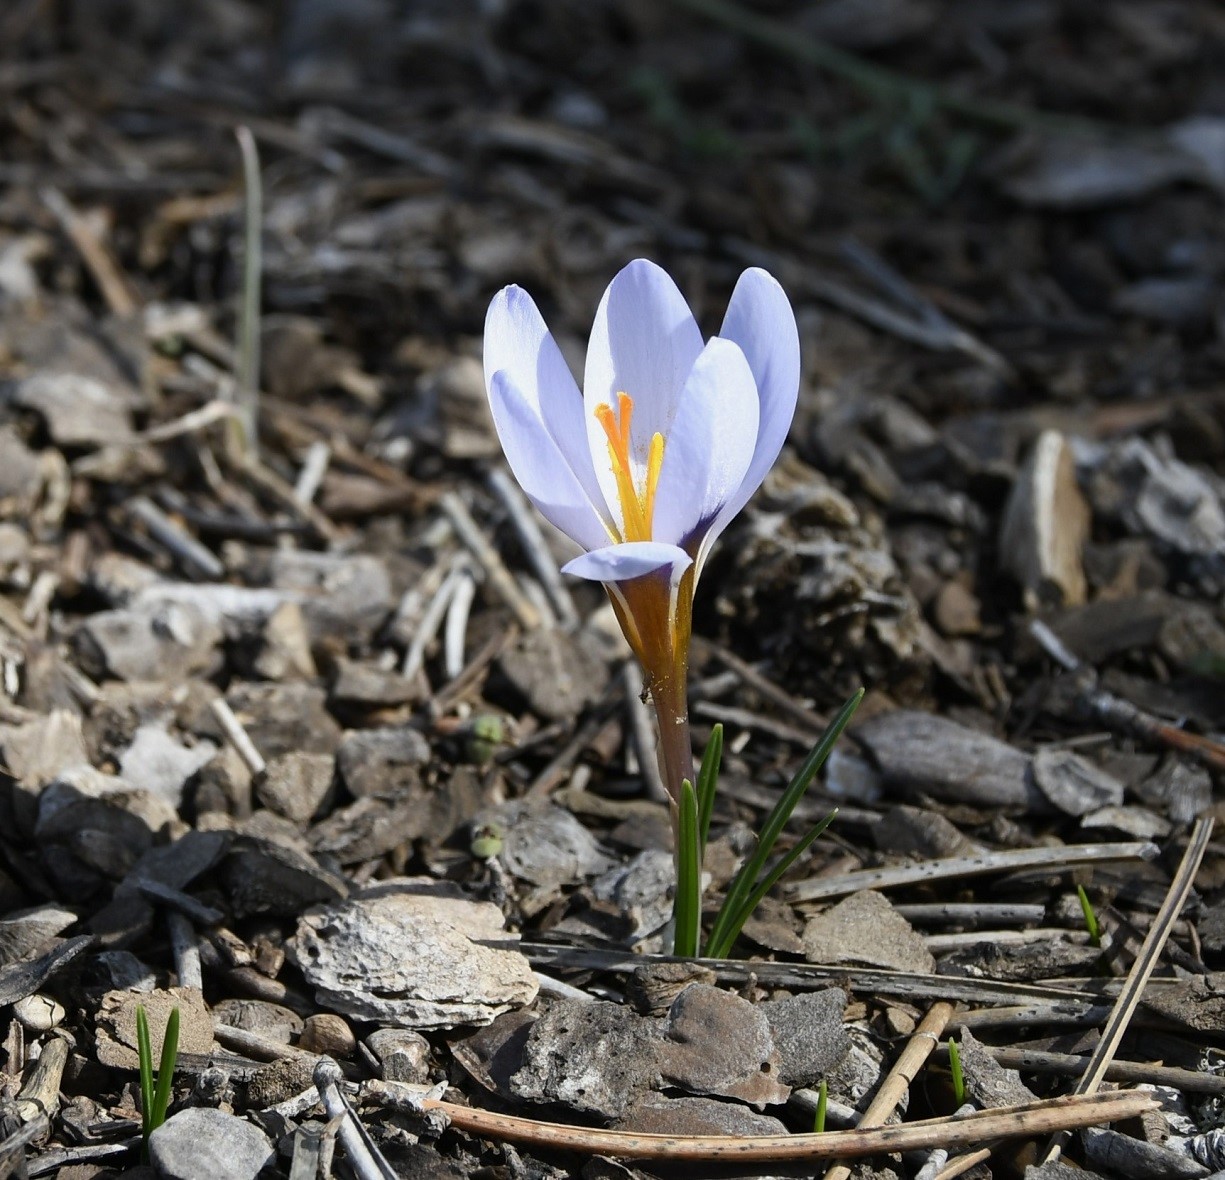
[1,1,1225,1178]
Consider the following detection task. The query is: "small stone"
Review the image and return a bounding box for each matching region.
[118,724,216,809]
[659,984,788,1106]
[1032,748,1125,817]
[268,550,392,646]
[510,1000,659,1120]
[290,883,537,1029]
[0,905,78,968]
[0,710,91,834]
[13,993,66,1032]
[336,727,430,798]
[330,658,420,707]
[149,1107,274,1180]
[615,1093,789,1137]
[931,578,981,637]
[74,603,223,683]
[956,1028,1036,1108]
[299,1013,356,1057]
[367,1028,431,1083]
[252,601,317,681]
[14,371,135,446]
[222,837,348,918]
[246,1056,317,1108]
[213,999,303,1045]
[95,986,214,1070]
[226,681,342,760]
[256,752,335,825]
[480,800,616,889]
[759,989,851,1087]
[803,891,935,974]
[497,627,610,721]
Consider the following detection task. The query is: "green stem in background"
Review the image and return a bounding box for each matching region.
[1077,884,1101,947]
[703,689,863,959]
[233,125,262,460]
[948,1037,966,1107]
[695,722,723,854]
[814,1079,828,1133]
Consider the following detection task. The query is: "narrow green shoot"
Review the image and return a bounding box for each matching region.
[948,1036,965,1107]
[695,723,723,854]
[136,1006,154,1144]
[137,1005,181,1160]
[703,689,863,959]
[233,125,262,460]
[1077,885,1101,947]
[813,1079,828,1133]
[673,780,702,957]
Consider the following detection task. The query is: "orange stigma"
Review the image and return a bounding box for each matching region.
[595,392,665,543]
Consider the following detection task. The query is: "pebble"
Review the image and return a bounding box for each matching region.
[299,1013,356,1057]
[13,993,66,1032]
[149,1107,274,1180]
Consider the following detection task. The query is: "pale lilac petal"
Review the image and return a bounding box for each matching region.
[651,338,759,552]
[484,285,609,516]
[709,268,800,538]
[488,370,611,552]
[563,540,692,585]
[583,260,705,527]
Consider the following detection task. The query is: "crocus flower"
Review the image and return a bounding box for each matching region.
[483,259,799,801]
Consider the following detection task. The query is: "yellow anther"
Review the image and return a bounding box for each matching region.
[594,394,665,543]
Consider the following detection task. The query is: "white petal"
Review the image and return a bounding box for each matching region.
[651,337,759,552]
[487,370,611,552]
[484,285,609,516]
[708,268,800,541]
[582,260,705,526]
[563,541,692,585]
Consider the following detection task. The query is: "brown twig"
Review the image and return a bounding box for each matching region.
[420,1090,1154,1162]
[40,187,138,316]
[1031,620,1225,773]
[822,1001,955,1180]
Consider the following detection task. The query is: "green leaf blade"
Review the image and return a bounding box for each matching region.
[673,780,702,957]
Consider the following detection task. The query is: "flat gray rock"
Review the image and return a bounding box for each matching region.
[497,627,610,721]
[149,1107,274,1180]
[481,800,616,889]
[291,883,537,1029]
[118,724,216,808]
[257,751,336,824]
[659,984,788,1106]
[615,1093,789,1138]
[957,1028,1036,1108]
[759,988,850,1087]
[855,710,1043,811]
[0,905,78,968]
[803,890,935,974]
[74,603,223,683]
[510,999,659,1119]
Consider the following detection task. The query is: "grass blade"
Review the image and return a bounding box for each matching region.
[673,780,702,957]
[696,723,723,854]
[705,807,838,958]
[151,1007,180,1130]
[137,1005,154,1160]
[704,688,863,957]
